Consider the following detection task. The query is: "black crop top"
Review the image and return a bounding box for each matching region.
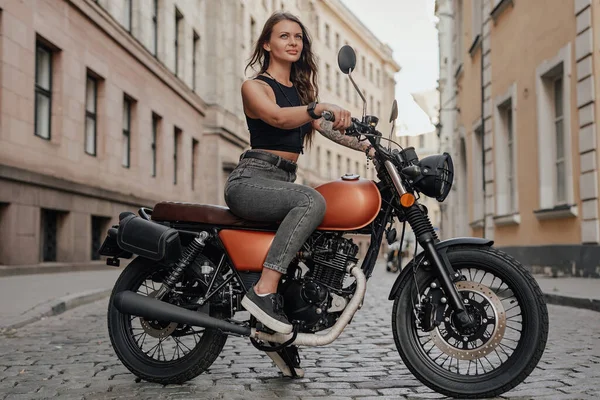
[245,75,312,154]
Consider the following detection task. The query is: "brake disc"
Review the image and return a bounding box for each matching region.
[140,318,178,339]
[430,281,506,360]
[139,289,178,339]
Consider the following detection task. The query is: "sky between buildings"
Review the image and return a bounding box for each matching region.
[340,0,439,136]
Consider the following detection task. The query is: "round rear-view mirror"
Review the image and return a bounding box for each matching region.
[389,99,398,123]
[337,45,357,74]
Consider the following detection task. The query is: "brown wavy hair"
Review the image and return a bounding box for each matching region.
[245,12,319,147]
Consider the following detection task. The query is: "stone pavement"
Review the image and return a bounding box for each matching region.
[0,263,599,399]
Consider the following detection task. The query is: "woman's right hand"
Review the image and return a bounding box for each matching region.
[316,103,352,131]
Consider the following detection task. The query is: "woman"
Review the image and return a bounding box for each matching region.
[225,12,375,335]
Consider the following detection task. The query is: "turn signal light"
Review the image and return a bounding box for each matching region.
[400,193,415,207]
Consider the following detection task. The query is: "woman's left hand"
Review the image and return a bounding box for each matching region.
[315,103,352,131]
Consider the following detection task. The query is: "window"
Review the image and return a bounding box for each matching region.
[193,31,200,91]
[192,138,199,190]
[361,56,365,76]
[506,107,516,211]
[175,8,183,76]
[173,127,182,184]
[123,0,132,32]
[535,43,574,216]
[152,0,158,55]
[325,24,330,47]
[91,216,110,260]
[346,157,350,174]
[345,79,349,102]
[554,77,565,204]
[493,83,518,219]
[336,154,341,177]
[376,69,380,87]
[35,41,53,140]
[455,0,464,65]
[335,32,339,50]
[316,146,321,174]
[355,161,359,175]
[472,0,483,41]
[250,17,256,49]
[335,71,340,96]
[122,96,134,168]
[151,113,161,177]
[472,124,484,223]
[369,63,373,82]
[314,15,319,38]
[326,150,331,179]
[325,63,331,90]
[377,101,381,117]
[85,74,98,156]
[41,209,58,262]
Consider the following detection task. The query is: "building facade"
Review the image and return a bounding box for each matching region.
[0,0,398,266]
[436,0,600,276]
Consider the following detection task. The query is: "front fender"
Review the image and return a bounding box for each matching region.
[387,237,493,301]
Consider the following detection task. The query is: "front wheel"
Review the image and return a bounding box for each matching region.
[392,245,549,398]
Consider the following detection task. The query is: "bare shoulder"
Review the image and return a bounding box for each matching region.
[241,78,276,119]
[241,78,271,98]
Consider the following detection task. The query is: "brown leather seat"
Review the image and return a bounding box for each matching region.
[151,202,275,228]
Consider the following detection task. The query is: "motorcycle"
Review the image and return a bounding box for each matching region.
[99,45,548,398]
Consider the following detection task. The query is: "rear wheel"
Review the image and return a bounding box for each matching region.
[391,245,548,398]
[107,256,228,384]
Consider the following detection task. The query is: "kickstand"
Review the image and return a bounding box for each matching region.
[278,345,301,378]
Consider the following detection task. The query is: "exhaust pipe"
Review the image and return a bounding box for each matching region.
[113,291,251,337]
[113,263,366,346]
[253,263,367,346]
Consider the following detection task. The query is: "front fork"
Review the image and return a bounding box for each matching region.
[420,235,473,327]
[383,160,473,327]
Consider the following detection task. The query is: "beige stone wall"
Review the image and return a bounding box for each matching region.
[0,0,398,265]
[487,0,580,246]
[441,0,593,248]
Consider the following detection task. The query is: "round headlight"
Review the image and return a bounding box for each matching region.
[412,153,454,201]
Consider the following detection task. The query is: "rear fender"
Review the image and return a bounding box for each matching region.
[387,237,493,301]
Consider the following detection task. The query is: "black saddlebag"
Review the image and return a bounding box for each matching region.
[116,213,181,263]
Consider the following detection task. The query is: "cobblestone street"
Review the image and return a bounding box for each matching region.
[1,264,599,400]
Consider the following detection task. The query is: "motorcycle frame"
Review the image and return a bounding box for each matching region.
[146,185,393,310]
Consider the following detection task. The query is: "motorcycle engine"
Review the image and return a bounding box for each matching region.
[281,234,359,332]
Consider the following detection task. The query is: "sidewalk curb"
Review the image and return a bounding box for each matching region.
[0,288,112,332]
[0,262,118,277]
[543,293,600,313]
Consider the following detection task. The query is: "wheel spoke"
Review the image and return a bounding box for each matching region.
[410,263,532,378]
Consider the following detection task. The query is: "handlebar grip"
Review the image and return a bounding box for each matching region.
[322,110,335,122]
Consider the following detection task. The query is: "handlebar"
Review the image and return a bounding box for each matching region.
[322,112,391,159]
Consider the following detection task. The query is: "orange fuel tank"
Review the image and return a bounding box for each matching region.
[315,175,381,231]
[219,175,381,272]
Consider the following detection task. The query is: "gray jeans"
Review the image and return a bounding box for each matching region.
[224,150,327,274]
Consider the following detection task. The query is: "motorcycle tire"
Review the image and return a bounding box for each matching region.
[107,257,228,384]
[391,245,548,399]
